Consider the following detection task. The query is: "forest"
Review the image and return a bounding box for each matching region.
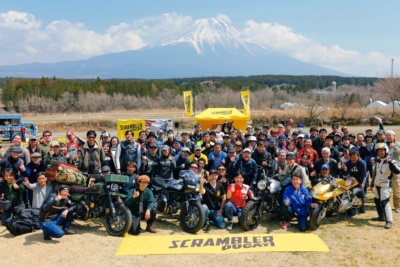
[0,75,378,113]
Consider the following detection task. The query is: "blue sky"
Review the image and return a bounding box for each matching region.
[0,0,399,77]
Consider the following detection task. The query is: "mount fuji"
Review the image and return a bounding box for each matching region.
[0,15,345,78]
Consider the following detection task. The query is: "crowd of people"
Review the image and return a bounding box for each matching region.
[0,118,400,241]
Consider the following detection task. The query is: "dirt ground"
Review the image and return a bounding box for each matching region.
[1,113,400,267]
[1,194,400,267]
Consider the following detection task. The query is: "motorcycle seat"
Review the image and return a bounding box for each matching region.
[85,185,101,193]
[70,185,86,194]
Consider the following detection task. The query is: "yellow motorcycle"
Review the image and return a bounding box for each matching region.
[309,176,364,230]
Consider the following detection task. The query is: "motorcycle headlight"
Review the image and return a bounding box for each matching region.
[257,180,267,190]
[110,183,119,192]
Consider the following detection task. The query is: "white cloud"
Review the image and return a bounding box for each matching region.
[0,11,41,30]
[0,11,191,65]
[241,20,392,76]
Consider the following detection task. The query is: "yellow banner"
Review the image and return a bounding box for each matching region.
[115,234,329,255]
[241,90,250,116]
[183,91,194,116]
[116,119,146,141]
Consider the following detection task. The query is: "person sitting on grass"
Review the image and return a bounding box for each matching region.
[281,169,318,231]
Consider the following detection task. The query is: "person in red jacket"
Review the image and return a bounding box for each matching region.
[297,138,319,164]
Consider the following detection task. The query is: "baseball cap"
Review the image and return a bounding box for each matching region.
[51,140,60,147]
[297,123,304,128]
[149,142,158,148]
[66,130,74,136]
[58,184,70,192]
[228,147,236,153]
[223,134,230,139]
[194,145,201,150]
[235,141,242,146]
[147,131,157,138]
[31,152,42,158]
[267,137,276,143]
[10,146,22,153]
[377,129,385,135]
[248,136,257,142]
[162,145,170,151]
[157,129,164,134]
[247,125,252,129]
[209,169,218,175]
[182,147,190,153]
[321,164,330,170]
[254,126,261,130]
[297,134,305,138]
[286,153,295,159]
[243,148,252,153]
[101,165,111,172]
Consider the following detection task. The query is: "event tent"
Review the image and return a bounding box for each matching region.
[194,108,250,131]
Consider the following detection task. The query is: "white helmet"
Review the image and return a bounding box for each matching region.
[375,142,388,154]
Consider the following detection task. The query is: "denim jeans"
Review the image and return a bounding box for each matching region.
[40,211,74,238]
[281,205,308,232]
[224,202,243,223]
[202,204,226,228]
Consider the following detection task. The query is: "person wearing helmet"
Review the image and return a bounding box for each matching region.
[370,143,400,229]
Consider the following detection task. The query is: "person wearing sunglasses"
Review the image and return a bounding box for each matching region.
[124,175,157,235]
[38,130,53,158]
[77,130,105,174]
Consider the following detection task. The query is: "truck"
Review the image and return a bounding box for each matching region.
[0,114,37,142]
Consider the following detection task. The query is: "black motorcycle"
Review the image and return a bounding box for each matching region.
[151,170,206,233]
[240,170,291,231]
[66,173,133,236]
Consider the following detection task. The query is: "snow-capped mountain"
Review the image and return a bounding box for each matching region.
[157,15,253,54]
[0,15,345,78]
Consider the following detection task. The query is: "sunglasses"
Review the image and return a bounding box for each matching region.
[218,168,226,171]
[87,136,95,139]
[43,134,51,137]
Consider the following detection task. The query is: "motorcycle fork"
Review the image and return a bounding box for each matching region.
[105,186,116,218]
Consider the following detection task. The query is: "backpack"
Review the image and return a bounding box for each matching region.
[6,219,35,236]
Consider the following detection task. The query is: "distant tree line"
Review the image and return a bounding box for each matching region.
[0,75,378,113]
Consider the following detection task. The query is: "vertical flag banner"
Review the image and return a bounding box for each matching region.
[183,91,194,116]
[241,91,250,116]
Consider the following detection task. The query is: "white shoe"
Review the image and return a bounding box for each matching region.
[395,208,400,213]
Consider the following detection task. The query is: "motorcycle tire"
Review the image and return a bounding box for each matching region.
[347,188,364,216]
[179,200,206,234]
[104,204,132,236]
[239,200,262,231]
[309,203,325,231]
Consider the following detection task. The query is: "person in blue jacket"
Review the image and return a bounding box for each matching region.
[281,169,318,231]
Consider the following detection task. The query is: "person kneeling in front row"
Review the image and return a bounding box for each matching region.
[124,175,157,235]
[224,171,253,231]
[39,184,76,241]
[281,169,318,231]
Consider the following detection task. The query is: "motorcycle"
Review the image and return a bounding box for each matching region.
[239,168,292,231]
[151,170,206,233]
[65,173,133,236]
[309,176,364,230]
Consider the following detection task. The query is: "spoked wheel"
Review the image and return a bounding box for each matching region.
[347,188,364,216]
[239,201,262,231]
[104,204,132,236]
[309,203,326,231]
[179,201,205,233]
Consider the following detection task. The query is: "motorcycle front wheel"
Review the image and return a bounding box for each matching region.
[179,200,206,233]
[239,200,262,231]
[347,188,364,216]
[309,203,325,231]
[104,204,132,236]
